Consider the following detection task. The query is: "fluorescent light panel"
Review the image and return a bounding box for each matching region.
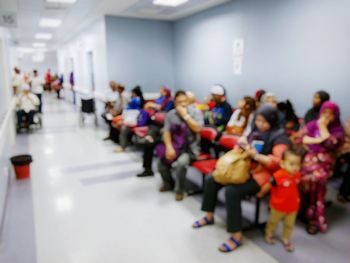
[39,18,62,28]
[32,42,46,48]
[46,0,77,3]
[35,33,53,40]
[153,0,189,7]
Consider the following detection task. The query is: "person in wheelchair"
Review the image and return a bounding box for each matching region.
[16,84,40,129]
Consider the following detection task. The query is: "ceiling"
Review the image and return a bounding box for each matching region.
[0,0,231,50]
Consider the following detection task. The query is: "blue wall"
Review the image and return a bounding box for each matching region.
[174,0,350,118]
[105,16,175,93]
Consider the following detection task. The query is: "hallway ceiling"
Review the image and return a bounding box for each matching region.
[0,0,231,50]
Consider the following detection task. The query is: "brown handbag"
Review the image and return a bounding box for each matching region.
[213,148,251,185]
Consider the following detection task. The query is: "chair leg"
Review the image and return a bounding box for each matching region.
[254,198,261,225]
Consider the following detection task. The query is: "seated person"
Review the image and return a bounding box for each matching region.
[16,85,40,127]
[192,105,290,253]
[254,89,266,108]
[137,91,195,178]
[144,86,173,112]
[157,91,204,201]
[113,86,145,152]
[277,100,300,136]
[297,102,344,234]
[103,82,129,141]
[304,91,330,125]
[204,84,232,132]
[225,96,256,136]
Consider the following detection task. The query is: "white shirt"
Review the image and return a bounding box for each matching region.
[12,73,24,88]
[227,109,254,136]
[16,93,40,113]
[31,76,44,94]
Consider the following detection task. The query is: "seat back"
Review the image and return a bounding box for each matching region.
[200,127,218,142]
[218,134,238,150]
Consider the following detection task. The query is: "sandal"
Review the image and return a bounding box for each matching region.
[306,223,319,235]
[218,236,242,253]
[283,241,295,252]
[192,216,214,229]
[264,235,276,245]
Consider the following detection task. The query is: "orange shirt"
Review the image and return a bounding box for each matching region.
[270,169,301,213]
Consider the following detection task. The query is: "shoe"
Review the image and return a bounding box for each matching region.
[159,185,173,192]
[137,170,154,177]
[175,193,184,201]
[103,136,111,141]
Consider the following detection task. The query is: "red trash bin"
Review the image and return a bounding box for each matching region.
[10,155,32,180]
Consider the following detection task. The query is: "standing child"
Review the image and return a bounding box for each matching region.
[261,149,302,252]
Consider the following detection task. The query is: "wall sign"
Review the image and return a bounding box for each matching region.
[233,39,244,75]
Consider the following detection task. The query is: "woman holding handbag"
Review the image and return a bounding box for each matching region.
[192,105,290,253]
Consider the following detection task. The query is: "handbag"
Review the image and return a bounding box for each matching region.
[213,148,251,185]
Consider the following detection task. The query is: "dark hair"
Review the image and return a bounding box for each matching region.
[131,85,144,107]
[33,70,38,74]
[243,96,256,112]
[174,90,187,99]
[282,148,303,161]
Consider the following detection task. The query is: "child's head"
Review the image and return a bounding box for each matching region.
[281,149,302,175]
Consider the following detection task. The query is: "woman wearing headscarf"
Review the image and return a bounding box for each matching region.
[144,86,173,112]
[192,105,290,253]
[304,91,330,124]
[298,101,344,234]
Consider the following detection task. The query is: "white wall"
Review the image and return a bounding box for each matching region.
[13,50,58,77]
[57,17,108,97]
[0,26,16,236]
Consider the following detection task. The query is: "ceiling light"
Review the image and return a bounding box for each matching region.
[46,0,77,3]
[153,0,189,7]
[39,18,62,28]
[35,33,53,40]
[32,42,46,48]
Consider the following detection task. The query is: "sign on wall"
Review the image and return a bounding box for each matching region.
[233,39,244,75]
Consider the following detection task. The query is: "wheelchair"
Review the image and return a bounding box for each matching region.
[79,98,98,127]
[16,108,42,133]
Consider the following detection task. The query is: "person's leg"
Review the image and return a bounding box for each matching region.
[17,110,24,127]
[201,176,223,213]
[118,125,131,150]
[157,159,174,191]
[109,126,120,143]
[265,209,284,244]
[28,111,36,124]
[282,212,297,243]
[174,153,190,196]
[225,178,260,233]
[137,143,155,177]
[36,94,42,113]
[315,180,327,232]
[217,179,260,252]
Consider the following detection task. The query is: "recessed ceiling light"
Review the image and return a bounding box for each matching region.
[39,18,62,28]
[35,33,53,40]
[32,42,46,48]
[153,0,189,7]
[46,0,77,3]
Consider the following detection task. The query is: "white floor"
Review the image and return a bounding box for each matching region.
[5,94,278,263]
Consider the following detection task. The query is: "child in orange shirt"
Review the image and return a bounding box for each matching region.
[262,149,302,252]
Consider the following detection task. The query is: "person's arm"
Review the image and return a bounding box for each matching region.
[30,94,40,106]
[246,144,288,169]
[164,131,176,161]
[176,105,202,133]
